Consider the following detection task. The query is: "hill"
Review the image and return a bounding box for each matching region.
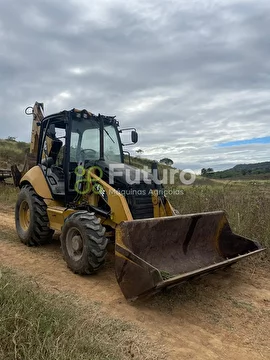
[204,161,270,180]
[0,138,28,168]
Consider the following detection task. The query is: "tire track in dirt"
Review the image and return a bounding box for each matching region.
[0,210,269,360]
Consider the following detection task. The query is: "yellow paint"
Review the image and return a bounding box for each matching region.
[46,206,75,231]
[44,199,63,207]
[89,172,133,224]
[102,218,117,229]
[115,225,128,248]
[151,191,174,218]
[19,200,30,231]
[115,250,137,265]
[29,102,43,155]
[165,198,174,216]
[151,190,160,218]
[88,192,99,206]
[20,166,52,199]
[214,214,228,255]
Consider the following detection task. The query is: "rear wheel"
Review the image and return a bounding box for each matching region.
[61,211,108,274]
[15,185,54,246]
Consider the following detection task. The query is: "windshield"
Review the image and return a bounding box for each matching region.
[71,119,122,163]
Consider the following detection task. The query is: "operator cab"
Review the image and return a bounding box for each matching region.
[38,109,137,201]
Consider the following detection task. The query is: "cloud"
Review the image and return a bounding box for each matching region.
[0,0,269,171]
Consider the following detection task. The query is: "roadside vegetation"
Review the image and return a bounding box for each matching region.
[166,182,270,254]
[0,268,162,360]
[0,185,18,207]
[0,138,28,168]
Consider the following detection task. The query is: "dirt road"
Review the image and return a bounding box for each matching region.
[0,209,269,360]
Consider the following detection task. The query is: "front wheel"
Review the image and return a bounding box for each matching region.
[60,211,108,274]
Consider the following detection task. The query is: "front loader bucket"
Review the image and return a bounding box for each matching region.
[115,211,264,300]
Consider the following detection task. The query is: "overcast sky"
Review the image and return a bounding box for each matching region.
[0,0,270,171]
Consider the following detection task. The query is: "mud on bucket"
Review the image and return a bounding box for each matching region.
[115,211,264,300]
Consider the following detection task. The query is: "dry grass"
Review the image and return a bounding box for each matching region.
[0,181,269,360]
[0,139,28,166]
[0,268,164,360]
[0,184,18,208]
[166,182,270,254]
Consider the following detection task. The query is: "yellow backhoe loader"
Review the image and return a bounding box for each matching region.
[12,102,264,300]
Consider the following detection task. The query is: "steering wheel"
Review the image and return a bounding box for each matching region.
[77,149,97,162]
[50,165,65,175]
[51,165,64,172]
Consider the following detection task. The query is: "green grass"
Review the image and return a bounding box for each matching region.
[0,185,18,207]
[0,268,163,360]
[0,139,28,167]
[166,182,270,252]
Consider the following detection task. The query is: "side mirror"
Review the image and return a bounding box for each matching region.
[131,130,138,144]
[120,127,138,146]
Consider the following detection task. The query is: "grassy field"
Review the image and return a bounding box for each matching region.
[0,139,28,168]
[166,181,270,254]
[0,268,163,360]
[0,184,18,207]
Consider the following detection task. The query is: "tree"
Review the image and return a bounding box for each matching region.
[160,158,174,166]
[6,136,16,142]
[201,168,214,177]
[135,149,144,157]
[201,168,207,176]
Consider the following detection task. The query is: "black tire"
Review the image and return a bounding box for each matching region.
[60,211,108,274]
[15,185,54,246]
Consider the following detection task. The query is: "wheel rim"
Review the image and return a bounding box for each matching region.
[66,227,84,261]
[19,200,30,231]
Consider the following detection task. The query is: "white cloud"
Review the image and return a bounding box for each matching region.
[0,0,269,170]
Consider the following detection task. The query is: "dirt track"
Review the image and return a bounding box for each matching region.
[0,209,270,360]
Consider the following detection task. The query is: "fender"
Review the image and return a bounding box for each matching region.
[20,166,52,199]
